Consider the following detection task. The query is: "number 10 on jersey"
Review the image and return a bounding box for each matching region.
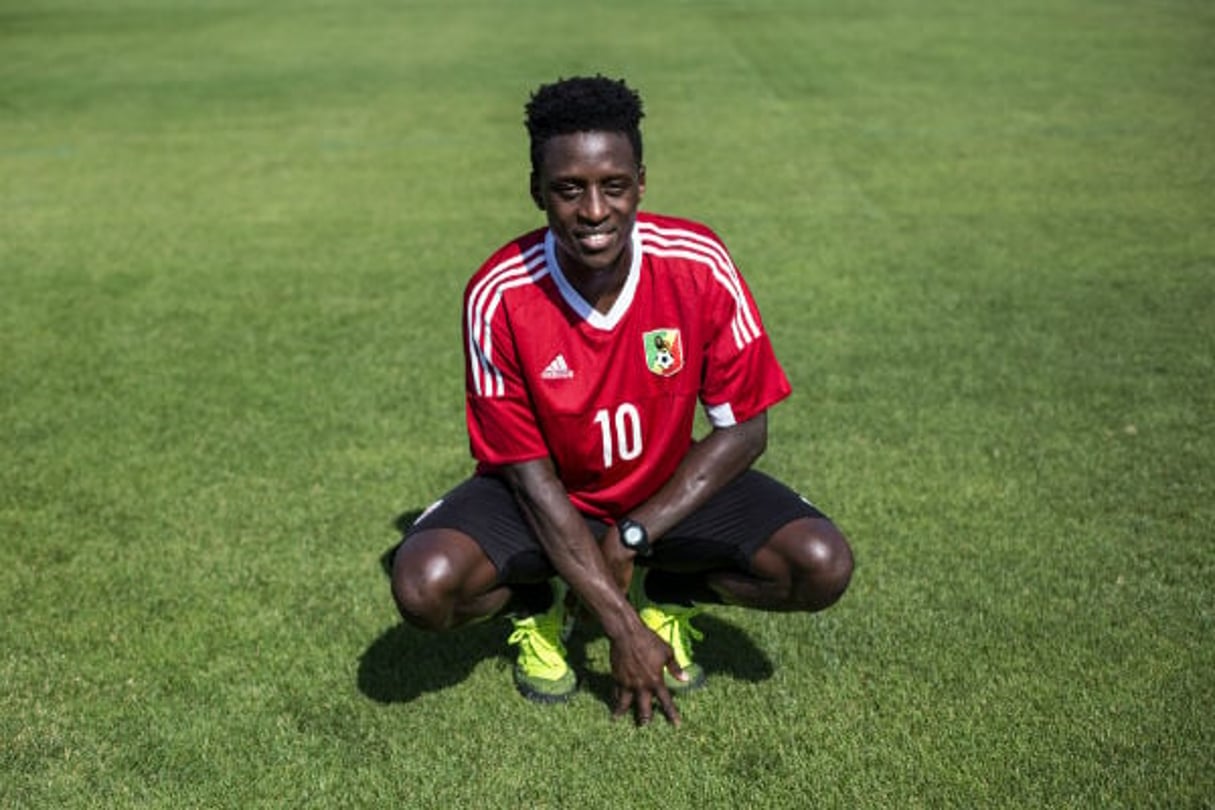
[593,403,643,468]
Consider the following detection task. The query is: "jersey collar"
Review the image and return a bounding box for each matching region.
[543,225,642,331]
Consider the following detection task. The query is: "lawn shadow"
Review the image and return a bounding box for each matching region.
[358,619,510,704]
[391,508,425,540]
[560,612,776,712]
[360,518,509,704]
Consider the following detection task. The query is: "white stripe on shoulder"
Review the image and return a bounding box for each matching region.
[704,401,737,428]
[466,242,548,397]
[637,221,761,349]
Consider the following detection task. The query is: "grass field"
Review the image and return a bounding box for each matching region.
[3,0,1213,806]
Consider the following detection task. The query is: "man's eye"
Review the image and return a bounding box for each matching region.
[553,184,581,199]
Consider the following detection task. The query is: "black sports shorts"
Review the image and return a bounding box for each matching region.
[401,469,827,584]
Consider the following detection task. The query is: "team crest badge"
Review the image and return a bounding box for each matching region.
[643,328,684,377]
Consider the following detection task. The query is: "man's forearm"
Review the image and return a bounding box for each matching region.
[627,411,768,540]
[501,459,642,640]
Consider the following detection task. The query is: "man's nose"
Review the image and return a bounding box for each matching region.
[580,186,608,223]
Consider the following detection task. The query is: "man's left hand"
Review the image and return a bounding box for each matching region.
[599,525,635,593]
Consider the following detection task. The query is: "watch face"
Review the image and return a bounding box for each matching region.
[623,526,643,546]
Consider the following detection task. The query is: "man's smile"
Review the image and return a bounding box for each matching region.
[574,229,616,251]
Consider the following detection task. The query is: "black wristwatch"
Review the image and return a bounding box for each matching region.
[617,517,652,557]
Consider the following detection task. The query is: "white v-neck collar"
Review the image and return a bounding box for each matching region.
[544,227,642,331]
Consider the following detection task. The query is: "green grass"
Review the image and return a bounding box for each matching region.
[3,0,1213,806]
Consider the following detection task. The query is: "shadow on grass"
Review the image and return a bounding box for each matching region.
[567,614,776,712]
[360,513,511,705]
[391,509,425,540]
[358,611,775,707]
[360,518,776,706]
[358,618,511,704]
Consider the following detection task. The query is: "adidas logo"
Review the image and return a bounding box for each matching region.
[541,353,574,380]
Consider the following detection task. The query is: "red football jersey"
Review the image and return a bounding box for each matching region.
[464,211,791,518]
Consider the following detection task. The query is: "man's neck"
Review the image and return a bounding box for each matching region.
[559,251,632,316]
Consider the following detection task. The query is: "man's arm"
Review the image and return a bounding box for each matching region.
[630,410,768,539]
[597,412,768,591]
[499,458,687,725]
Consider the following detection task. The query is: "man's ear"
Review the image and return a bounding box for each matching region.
[530,172,544,210]
[637,163,647,199]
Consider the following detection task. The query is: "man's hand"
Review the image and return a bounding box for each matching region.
[598,525,635,594]
[608,622,688,727]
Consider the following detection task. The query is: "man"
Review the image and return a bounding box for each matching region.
[392,75,853,726]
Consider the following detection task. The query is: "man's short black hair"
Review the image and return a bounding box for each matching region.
[525,75,645,173]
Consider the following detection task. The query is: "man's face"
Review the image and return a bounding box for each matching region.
[531,130,646,278]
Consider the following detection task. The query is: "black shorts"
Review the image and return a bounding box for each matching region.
[401,469,827,584]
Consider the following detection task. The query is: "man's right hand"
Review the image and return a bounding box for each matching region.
[608,620,687,727]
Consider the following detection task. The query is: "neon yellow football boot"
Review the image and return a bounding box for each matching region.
[507,580,576,703]
[630,572,707,692]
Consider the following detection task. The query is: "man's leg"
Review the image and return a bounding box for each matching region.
[391,475,559,630]
[642,470,853,613]
[633,471,853,689]
[391,527,512,630]
[389,476,577,702]
[705,516,853,612]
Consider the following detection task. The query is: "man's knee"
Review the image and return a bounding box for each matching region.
[803,524,854,610]
[391,528,501,631]
[776,519,854,612]
[391,539,461,631]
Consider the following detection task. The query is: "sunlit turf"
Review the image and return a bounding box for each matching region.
[2,0,1213,806]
